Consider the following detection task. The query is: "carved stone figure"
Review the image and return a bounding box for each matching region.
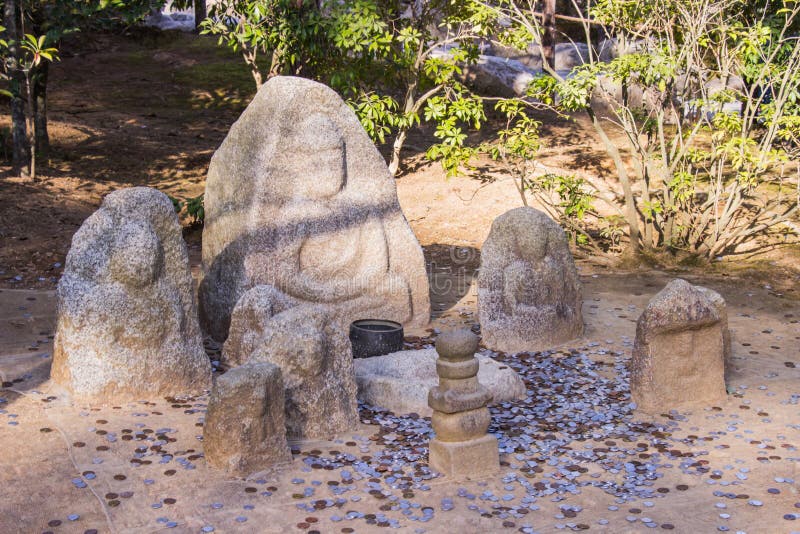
[631,279,729,413]
[478,207,583,353]
[52,187,211,402]
[224,288,360,439]
[199,76,429,342]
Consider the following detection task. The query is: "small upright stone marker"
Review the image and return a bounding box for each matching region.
[631,279,729,413]
[204,362,291,476]
[428,329,499,478]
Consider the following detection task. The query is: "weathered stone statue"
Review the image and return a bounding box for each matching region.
[52,187,211,402]
[199,76,430,342]
[631,279,730,413]
[204,362,292,476]
[224,289,360,439]
[428,329,499,478]
[478,207,583,353]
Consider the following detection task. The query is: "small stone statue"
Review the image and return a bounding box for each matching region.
[428,329,499,478]
[204,362,292,476]
[478,206,583,353]
[52,187,211,402]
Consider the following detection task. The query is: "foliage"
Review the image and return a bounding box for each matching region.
[169,194,205,224]
[200,0,326,88]
[200,0,501,176]
[0,23,8,98]
[483,0,800,259]
[184,194,205,224]
[1,0,156,175]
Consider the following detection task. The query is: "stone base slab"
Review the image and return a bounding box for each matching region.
[428,434,499,478]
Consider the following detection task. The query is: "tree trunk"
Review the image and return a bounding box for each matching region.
[542,0,556,71]
[194,0,207,31]
[388,80,420,177]
[4,0,29,175]
[388,128,408,177]
[32,61,49,160]
[25,71,36,181]
[586,108,640,254]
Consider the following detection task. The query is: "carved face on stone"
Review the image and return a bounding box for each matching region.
[285,114,346,200]
[108,220,164,288]
[514,230,548,264]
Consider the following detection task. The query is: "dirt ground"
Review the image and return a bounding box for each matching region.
[1,30,799,534]
[1,269,799,534]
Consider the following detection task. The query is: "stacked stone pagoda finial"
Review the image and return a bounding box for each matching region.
[428,329,499,478]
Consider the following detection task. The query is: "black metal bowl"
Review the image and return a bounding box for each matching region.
[349,319,404,358]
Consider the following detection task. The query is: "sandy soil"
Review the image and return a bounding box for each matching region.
[1,267,799,534]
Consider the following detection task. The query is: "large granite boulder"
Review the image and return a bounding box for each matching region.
[477,207,583,353]
[631,279,729,413]
[462,54,540,98]
[52,187,211,402]
[199,76,430,342]
[227,296,359,439]
[204,362,292,476]
[354,348,526,416]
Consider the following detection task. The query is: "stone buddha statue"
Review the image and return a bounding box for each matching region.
[478,207,583,353]
[199,77,430,343]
